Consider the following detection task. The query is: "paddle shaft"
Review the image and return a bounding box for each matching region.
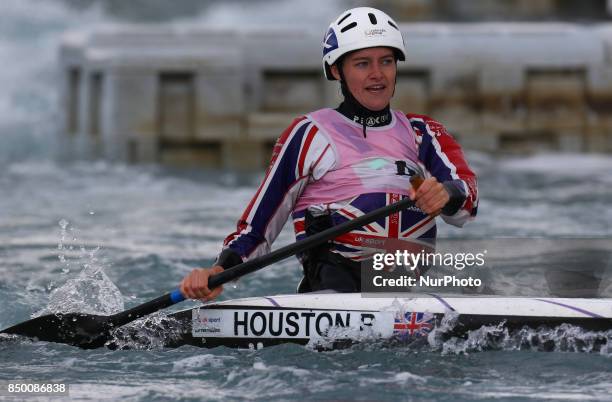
[0,178,422,347]
[105,195,417,327]
[106,195,417,329]
[205,177,423,291]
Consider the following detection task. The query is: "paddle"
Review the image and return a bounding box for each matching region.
[1,196,417,348]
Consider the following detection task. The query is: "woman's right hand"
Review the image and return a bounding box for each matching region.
[179,266,225,301]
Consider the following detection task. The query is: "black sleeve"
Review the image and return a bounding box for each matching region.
[215,248,243,270]
[441,180,467,216]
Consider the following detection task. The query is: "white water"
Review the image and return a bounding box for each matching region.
[0,0,346,164]
[39,218,124,316]
[1,2,611,401]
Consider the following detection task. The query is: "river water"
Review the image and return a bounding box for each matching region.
[1,1,612,401]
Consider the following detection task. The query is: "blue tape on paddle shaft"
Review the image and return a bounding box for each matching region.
[170,289,185,304]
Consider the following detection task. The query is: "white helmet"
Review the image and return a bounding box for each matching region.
[322,7,406,81]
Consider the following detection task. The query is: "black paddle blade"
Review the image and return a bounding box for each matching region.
[0,292,178,349]
[1,313,113,349]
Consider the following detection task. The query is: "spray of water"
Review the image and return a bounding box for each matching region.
[0,0,346,165]
[427,315,611,355]
[35,218,124,317]
[0,0,107,164]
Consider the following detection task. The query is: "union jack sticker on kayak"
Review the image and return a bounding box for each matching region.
[393,311,433,338]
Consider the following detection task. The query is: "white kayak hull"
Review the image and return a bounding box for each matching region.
[114,293,612,350]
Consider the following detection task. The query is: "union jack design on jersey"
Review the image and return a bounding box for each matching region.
[393,311,434,338]
[219,111,477,267]
[308,193,436,261]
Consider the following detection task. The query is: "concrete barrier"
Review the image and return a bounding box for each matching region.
[60,23,612,169]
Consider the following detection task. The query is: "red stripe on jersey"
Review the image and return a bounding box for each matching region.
[407,113,478,214]
[339,208,377,232]
[402,216,434,237]
[388,193,401,238]
[223,219,248,247]
[334,233,435,257]
[431,129,477,212]
[311,144,331,172]
[297,125,318,177]
[293,219,305,233]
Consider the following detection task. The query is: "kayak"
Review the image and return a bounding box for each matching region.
[117,293,612,350]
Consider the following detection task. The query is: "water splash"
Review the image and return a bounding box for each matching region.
[57,218,71,273]
[41,262,124,316]
[35,219,124,316]
[106,313,184,350]
[428,320,611,355]
[427,309,460,347]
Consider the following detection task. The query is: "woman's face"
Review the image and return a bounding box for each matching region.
[331,47,397,111]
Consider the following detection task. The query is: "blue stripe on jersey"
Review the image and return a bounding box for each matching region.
[401,209,430,232]
[411,120,455,183]
[230,121,311,257]
[226,228,264,258]
[332,193,388,228]
[292,209,306,219]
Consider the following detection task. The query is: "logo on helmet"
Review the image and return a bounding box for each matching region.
[322,28,338,56]
[364,28,386,37]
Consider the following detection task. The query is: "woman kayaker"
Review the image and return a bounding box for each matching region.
[180,6,478,300]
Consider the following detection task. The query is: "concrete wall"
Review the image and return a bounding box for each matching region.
[60,23,612,169]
